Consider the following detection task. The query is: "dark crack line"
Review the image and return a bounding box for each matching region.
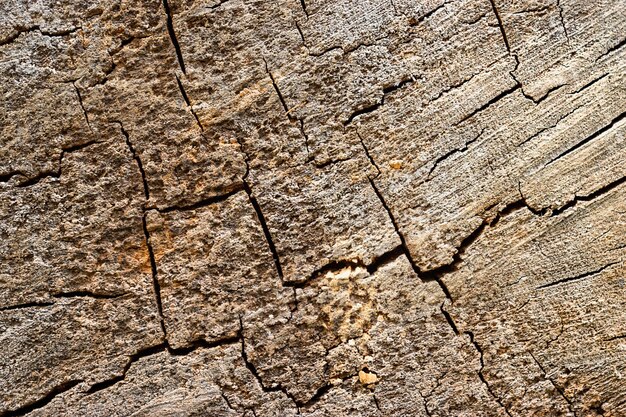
[427,128,484,179]
[295,21,308,50]
[368,178,422,275]
[238,317,300,410]
[556,0,569,40]
[529,351,578,416]
[85,344,168,394]
[175,75,204,131]
[517,103,583,147]
[488,0,510,52]
[299,0,309,17]
[412,2,448,26]
[0,301,55,311]
[262,59,311,159]
[85,336,240,395]
[466,331,513,416]
[244,182,284,280]
[162,0,186,74]
[155,187,244,212]
[343,78,414,126]
[0,25,81,46]
[207,0,230,10]
[1,380,82,417]
[454,83,519,126]
[545,110,626,166]
[239,316,337,410]
[605,334,626,342]
[569,73,609,95]
[537,262,618,290]
[284,244,404,289]
[114,121,150,201]
[72,81,91,130]
[356,130,381,177]
[51,291,126,299]
[367,175,462,308]
[235,137,285,281]
[596,37,626,62]
[0,171,25,183]
[16,141,100,188]
[550,174,626,215]
[264,59,293,120]
[440,302,460,335]
[142,213,167,340]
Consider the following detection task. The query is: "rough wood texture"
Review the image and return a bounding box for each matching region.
[1,0,625,415]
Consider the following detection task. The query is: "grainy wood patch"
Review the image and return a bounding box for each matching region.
[1,0,625,415]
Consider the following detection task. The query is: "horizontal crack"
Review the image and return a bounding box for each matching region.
[536,262,618,290]
[10,141,101,188]
[154,187,244,212]
[0,301,55,311]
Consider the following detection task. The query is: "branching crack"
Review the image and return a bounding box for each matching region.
[15,141,100,188]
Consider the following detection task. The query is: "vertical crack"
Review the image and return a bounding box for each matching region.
[262,58,310,161]
[162,0,186,74]
[175,75,204,132]
[299,0,309,17]
[238,317,301,411]
[556,0,569,40]
[243,182,284,280]
[466,331,513,416]
[488,0,510,52]
[115,121,150,201]
[356,129,381,178]
[529,352,578,416]
[142,213,167,341]
[72,81,92,131]
[367,176,457,309]
[235,137,285,281]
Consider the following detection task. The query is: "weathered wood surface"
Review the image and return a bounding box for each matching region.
[1,0,625,415]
